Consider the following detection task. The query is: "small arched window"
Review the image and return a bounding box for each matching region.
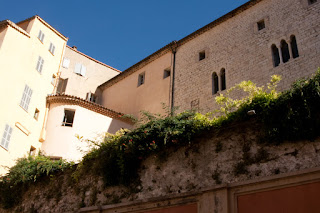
[271,44,280,67]
[212,72,219,95]
[290,35,299,59]
[280,40,290,63]
[220,68,226,91]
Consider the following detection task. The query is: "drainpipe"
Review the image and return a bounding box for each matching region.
[170,41,178,116]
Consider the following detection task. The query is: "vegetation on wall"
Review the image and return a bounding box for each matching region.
[1,69,320,209]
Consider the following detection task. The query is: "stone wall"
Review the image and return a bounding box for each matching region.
[174,0,320,113]
[2,119,320,212]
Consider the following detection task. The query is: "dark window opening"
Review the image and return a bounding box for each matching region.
[271,45,280,67]
[290,35,299,59]
[220,69,226,91]
[281,40,290,63]
[86,92,96,103]
[34,108,40,120]
[257,20,265,31]
[62,109,75,127]
[199,51,205,61]
[56,78,68,94]
[212,72,219,95]
[29,146,36,156]
[138,73,145,86]
[308,0,317,5]
[163,68,171,79]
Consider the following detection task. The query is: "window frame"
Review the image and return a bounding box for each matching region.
[20,85,33,112]
[37,30,45,43]
[138,72,145,87]
[62,109,76,127]
[1,124,13,150]
[49,42,56,55]
[36,56,44,73]
[199,51,206,61]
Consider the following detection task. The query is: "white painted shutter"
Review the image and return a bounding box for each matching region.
[74,63,82,75]
[62,58,70,68]
[80,65,86,76]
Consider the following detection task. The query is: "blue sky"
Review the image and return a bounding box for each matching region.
[1,0,249,71]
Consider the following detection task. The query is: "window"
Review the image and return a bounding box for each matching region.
[257,20,265,31]
[163,68,171,79]
[36,56,44,73]
[20,85,33,111]
[138,72,145,86]
[280,40,290,63]
[191,99,200,110]
[220,68,226,91]
[49,42,55,55]
[290,35,299,59]
[29,146,36,156]
[199,51,205,61]
[51,74,56,85]
[56,78,68,94]
[308,0,317,4]
[1,124,12,150]
[86,92,96,103]
[37,30,45,43]
[271,44,280,67]
[62,58,70,68]
[212,72,219,95]
[34,108,40,120]
[74,63,86,76]
[62,109,75,127]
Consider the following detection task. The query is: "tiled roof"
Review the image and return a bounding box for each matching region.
[66,46,121,73]
[98,0,263,90]
[47,94,134,124]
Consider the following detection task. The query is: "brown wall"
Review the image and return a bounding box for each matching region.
[238,181,320,213]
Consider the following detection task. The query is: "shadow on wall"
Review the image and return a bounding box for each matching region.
[107,119,133,134]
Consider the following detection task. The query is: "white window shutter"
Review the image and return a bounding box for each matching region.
[74,63,82,75]
[52,45,55,55]
[62,58,70,68]
[81,65,86,76]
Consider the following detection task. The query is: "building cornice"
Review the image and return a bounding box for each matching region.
[98,0,263,90]
[46,94,134,124]
[16,15,68,41]
[0,20,30,38]
[66,46,121,73]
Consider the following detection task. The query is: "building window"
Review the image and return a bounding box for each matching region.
[37,30,45,43]
[1,124,12,150]
[163,68,171,79]
[34,108,40,120]
[199,51,206,61]
[220,68,226,91]
[86,92,97,103]
[62,109,75,127]
[290,35,299,59]
[51,74,56,85]
[20,85,33,111]
[280,40,290,63]
[74,63,86,76]
[36,56,44,73]
[257,20,265,31]
[56,78,68,94]
[62,58,70,68]
[138,72,145,86]
[49,42,55,55]
[271,44,280,67]
[308,0,317,4]
[29,146,36,156]
[212,72,219,95]
[191,99,200,110]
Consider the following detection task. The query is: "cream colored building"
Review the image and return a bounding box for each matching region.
[0,16,67,174]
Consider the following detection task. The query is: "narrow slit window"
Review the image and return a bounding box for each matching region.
[138,72,145,86]
[163,68,171,79]
[220,69,226,91]
[271,44,280,67]
[280,40,290,63]
[34,108,40,120]
[199,51,205,61]
[212,72,219,95]
[290,35,299,59]
[62,109,75,127]
[257,20,265,31]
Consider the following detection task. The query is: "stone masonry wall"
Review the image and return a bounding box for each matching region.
[174,0,320,113]
[2,119,320,212]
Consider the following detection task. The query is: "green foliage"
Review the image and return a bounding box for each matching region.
[0,155,73,209]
